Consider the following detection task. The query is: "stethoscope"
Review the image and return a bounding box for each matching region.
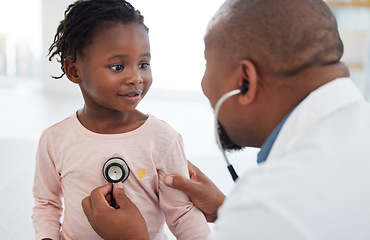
[214,81,249,182]
[102,157,130,208]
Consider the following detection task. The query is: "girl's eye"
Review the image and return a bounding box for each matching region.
[139,62,150,70]
[110,64,124,71]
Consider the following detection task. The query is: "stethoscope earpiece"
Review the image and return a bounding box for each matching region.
[103,157,130,183]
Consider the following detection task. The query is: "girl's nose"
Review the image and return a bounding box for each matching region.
[125,69,143,85]
[127,76,143,85]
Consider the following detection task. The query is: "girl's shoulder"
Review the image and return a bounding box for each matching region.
[147,114,179,135]
[41,113,77,136]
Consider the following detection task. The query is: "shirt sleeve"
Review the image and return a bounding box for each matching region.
[32,131,63,240]
[158,134,210,240]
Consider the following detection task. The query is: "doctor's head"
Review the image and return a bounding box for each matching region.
[202,0,346,149]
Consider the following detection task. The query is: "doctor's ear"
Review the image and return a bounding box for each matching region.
[237,60,258,105]
[64,57,81,83]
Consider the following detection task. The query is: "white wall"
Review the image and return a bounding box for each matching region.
[40,0,226,96]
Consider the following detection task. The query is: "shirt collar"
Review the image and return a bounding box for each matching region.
[257,112,292,164]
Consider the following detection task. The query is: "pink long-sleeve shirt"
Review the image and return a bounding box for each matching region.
[32,114,210,240]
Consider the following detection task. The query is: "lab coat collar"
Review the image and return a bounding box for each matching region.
[266,77,363,162]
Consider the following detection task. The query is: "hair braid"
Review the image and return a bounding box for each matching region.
[48,0,148,79]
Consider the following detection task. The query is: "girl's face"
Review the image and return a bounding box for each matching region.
[74,23,152,115]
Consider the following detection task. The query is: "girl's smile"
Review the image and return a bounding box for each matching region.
[117,89,144,105]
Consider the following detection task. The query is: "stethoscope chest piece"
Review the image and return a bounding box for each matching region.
[103,157,130,183]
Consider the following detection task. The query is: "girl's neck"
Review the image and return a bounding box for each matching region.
[76,106,148,134]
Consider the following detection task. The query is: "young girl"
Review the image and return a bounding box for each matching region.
[32,1,210,239]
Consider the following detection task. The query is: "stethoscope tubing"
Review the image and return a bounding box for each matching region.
[214,89,241,182]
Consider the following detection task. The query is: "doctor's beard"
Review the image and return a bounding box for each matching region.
[217,121,244,152]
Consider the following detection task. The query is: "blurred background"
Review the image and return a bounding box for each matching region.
[0,0,369,239]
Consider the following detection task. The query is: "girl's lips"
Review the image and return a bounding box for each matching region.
[117,91,143,104]
[118,90,143,97]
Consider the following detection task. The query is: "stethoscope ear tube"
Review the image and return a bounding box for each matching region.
[214,89,241,182]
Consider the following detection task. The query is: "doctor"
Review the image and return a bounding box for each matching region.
[82,0,370,239]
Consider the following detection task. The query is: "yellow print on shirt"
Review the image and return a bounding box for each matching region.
[137,169,146,179]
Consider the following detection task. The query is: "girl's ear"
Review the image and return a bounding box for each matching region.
[64,57,81,84]
[237,60,258,105]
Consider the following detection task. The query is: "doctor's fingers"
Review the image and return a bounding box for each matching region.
[82,183,112,214]
[187,160,206,181]
[166,160,213,195]
[81,195,93,219]
[187,160,225,201]
[171,174,201,192]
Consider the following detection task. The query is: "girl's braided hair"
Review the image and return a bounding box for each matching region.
[48,0,148,79]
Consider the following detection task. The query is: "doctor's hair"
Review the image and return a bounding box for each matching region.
[215,0,343,78]
[48,0,148,79]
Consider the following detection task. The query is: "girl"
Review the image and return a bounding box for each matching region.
[32,0,210,239]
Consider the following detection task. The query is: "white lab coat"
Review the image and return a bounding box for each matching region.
[210,78,370,240]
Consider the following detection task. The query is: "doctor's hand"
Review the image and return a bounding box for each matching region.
[164,161,226,222]
[81,183,149,240]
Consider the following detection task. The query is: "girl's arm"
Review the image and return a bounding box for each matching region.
[158,134,210,240]
[32,131,63,240]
